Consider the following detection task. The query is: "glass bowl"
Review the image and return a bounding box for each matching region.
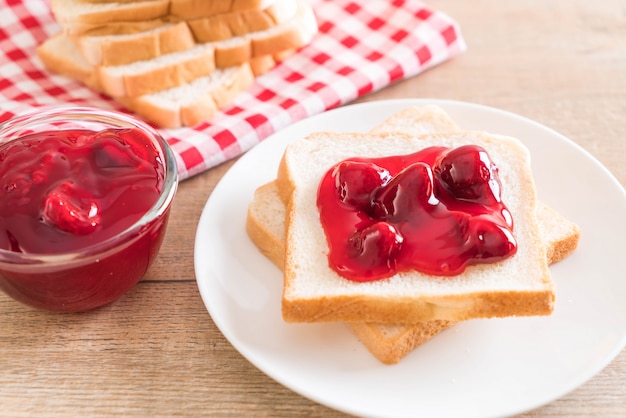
[0,106,178,312]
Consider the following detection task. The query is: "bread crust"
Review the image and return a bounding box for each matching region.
[51,0,170,34]
[251,1,317,56]
[170,0,275,20]
[36,34,103,91]
[185,0,294,43]
[77,21,196,66]
[121,63,255,128]
[346,320,457,364]
[102,48,216,97]
[38,0,318,128]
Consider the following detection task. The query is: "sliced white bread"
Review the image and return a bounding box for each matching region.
[538,202,582,263]
[170,0,275,20]
[37,34,276,128]
[370,105,464,136]
[75,20,196,66]
[72,0,300,66]
[117,63,255,128]
[186,0,297,43]
[246,0,317,57]
[211,0,316,67]
[41,19,306,100]
[278,130,555,324]
[93,0,316,97]
[98,41,217,97]
[36,33,103,91]
[41,0,317,127]
[249,48,294,75]
[50,0,170,34]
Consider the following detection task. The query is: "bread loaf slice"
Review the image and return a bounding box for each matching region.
[117,63,255,128]
[50,0,170,34]
[37,33,275,128]
[72,0,301,67]
[98,41,217,97]
[36,33,103,91]
[186,0,297,43]
[75,20,196,66]
[279,130,555,324]
[118,53,286,128]
[89,0,315,97]
[211,0,316,67]
[170,0,275,20]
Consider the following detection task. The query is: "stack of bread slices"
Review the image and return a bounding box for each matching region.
[37,0,318,128]
[246,105,581,364]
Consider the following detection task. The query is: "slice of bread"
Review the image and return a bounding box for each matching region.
[80,0,316,97]
[37,34,275,128]
[73,0,298,66]
[36,33,103,91]
[117,63,255,128]
[212,0,317,67]
[98,41,217,97]
[50,0,170,34]
[40,0,317,127]
[170,0,275,20]
[75,20,196,66]
[246,105,579,363]
[186,0,297,43]
[279,130,554,324]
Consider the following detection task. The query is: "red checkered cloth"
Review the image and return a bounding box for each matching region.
[0,0,465,181]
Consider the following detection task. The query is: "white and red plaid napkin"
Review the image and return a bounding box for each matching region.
[0,0,466,180]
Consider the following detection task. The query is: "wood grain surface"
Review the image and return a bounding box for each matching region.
[1,1,624,416]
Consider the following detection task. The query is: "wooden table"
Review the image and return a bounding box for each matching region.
[1,1,624,416]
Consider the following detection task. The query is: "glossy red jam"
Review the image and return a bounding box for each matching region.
[0,128,163,253]
[317,145,517,281]
[0,117,174,312]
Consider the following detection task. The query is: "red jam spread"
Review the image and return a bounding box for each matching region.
[0,128,165,254]
[316,145,517,281]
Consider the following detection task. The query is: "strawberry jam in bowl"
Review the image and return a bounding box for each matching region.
[0,107,178,312]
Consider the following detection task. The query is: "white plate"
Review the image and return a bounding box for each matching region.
[194,99,626,418]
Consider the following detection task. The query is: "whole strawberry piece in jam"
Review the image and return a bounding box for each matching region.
[344,222,403,280]
[434,145,502,205]
[333,161,391,212]
[41,182,100,235]
[469,217,517,260]
[371,162,438,222]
